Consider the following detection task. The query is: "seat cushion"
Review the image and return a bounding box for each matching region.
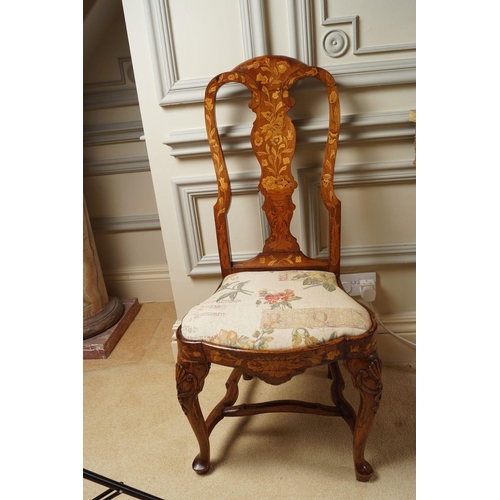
[181,270,372,351]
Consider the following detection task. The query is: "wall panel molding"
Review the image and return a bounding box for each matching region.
[181,243,415,277]
[90,214,161,233]
[83,88,139,109]
[83,121,144,146]
[171,171,269,275]
[145,0,414,107]
[298,160,416,190]
[83,56,138,109]
[288,0,314,64]
[144,0,267,106]
[298,163,415,260]
[340,243,416,267]
[240,0,268,59]
[84,156,150,176]
[84,57,133,89]
[320,0,416,56]
[288,0,415,83]
[172,168,415,276]
[165,110,415,158]
[324,58,415,87]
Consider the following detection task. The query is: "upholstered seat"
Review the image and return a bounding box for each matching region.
[182,270,372,350]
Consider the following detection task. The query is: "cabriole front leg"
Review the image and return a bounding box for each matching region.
[345,353,383,482]
[175,360,211,474]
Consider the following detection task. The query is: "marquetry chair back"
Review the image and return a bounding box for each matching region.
[204,55,341,278]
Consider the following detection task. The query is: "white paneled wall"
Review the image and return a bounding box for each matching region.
[83,0,171,302]
[122,0,416,362]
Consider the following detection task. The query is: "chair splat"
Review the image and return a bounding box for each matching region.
[205,56,342,276]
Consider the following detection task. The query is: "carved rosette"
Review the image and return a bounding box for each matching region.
[323,29,349,58]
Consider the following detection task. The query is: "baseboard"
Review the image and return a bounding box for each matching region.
[103,265,173,303]
[376,332,416,364]
[375,311,416,334]
[373,311,416,363]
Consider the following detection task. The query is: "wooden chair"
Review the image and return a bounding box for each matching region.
[175,55,382,482]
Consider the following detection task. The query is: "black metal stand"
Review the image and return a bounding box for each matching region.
[83,469,165,500]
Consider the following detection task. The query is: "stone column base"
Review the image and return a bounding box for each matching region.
[83,298,140,359]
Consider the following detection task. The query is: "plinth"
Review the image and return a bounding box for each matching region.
[83,298,141,359]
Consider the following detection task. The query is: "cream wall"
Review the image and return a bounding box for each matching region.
[121,0,416,362]
[83,0,172,302]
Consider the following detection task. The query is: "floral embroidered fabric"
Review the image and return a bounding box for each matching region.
[181,270,372,351]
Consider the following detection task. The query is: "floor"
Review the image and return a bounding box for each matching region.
[84,301,416,500]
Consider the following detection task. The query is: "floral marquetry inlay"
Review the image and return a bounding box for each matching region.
[204,56,341,276]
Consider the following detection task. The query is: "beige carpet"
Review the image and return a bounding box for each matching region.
[84,302,415,500]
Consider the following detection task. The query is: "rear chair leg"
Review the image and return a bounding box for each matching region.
[206,368,242,436]
[344,354,383,482]
[329,361,356,433]
[176,360,211,474]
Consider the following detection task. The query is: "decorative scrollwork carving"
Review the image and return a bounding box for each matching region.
[176,363,196,414]
[354,357,383,424]
[176,363,197,397]
[176,362,210,414]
